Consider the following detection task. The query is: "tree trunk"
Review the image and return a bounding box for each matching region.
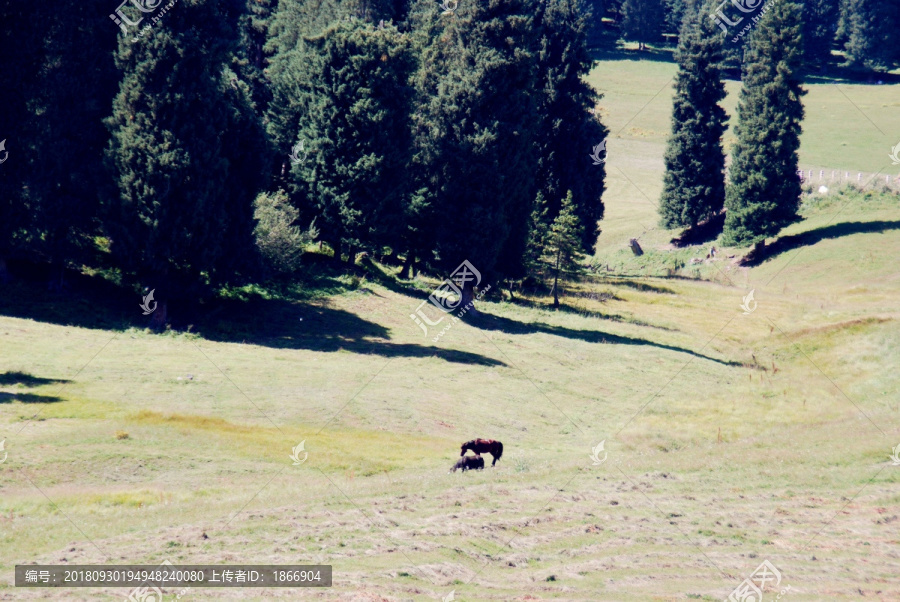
[149,300,168,331]
[552,248,561,309]
[346,244,356,266]
[48,262,66,293]
[332,239,343,263]
[399,253,413,279]
[461,283,478,316]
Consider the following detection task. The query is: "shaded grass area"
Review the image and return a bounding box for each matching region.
[0,259,502,367]
[742,219,900,267]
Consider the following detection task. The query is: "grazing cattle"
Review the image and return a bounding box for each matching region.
[450,454,485,473]
[460,439,503,466]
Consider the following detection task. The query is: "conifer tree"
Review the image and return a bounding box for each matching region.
[659,2,727,231]
[0,0,41,279]
[542,191,584,308]
[265,0,348,181]
[532,0,607,254]
[105,0,265,324]
[802,0,838,69]
[838,0,899,72]
[407,0,541,298]
[28,4,118,288]
[620,0,664,50]
[524,191,551,283]
[723,1,805,250]
[233,0,277,114]
[294,21,415,263]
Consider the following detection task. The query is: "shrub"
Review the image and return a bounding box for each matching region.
[252,190,318,274]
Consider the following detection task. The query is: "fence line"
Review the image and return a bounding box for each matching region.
[797,167,900,189]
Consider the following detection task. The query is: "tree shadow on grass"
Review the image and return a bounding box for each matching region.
[589,277,677,295]
[743,220,900,267]
[470,312,745,367]
[0,372,70,387]
[670,213,726,248]
[0,392,64,403]
[500,295,678,332]
[189,296,505,367]
[0,260,504,368]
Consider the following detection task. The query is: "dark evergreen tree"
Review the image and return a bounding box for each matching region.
[266,0,348,182]
[532,0,607,255]
[525,192,551,282]
[838,0,899,72]
[542,191,585,308]
[0,0,42,279]
[233,0,277,114]
[407,0,542,300]
[28,4,118,288]
[659,2,728,231]
[620,0,664,49]
[0,3,117,284]
[105,0,265,325]
[293,21,415,263]
[723,1,805,250]
[801,0,838,69]
[266,0,403,183]
[663,0,688,39]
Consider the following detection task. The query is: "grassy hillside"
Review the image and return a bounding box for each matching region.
[589,52,900,269]
[1,59,899,601]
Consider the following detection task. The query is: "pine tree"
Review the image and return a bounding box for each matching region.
[28,4,118,288]
[659,2,728,231]
[532,0,607,255]
[620,0,664,50]
[663,0,688,40]
[802,0,838,69]
[0,3,117,284]
[542,191,585,308]
[722,1,806,250]
[265,0,348,182]
[525,192,551,282]
[294,21,415,263]
[407,0,542,299]
[0,0,42,279]
[233,0,277,114]
[105,0,265,325]
[838,0,899,72]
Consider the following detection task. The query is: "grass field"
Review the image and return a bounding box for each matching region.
[1,58,899,601]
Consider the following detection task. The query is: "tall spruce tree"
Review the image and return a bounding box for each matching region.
[658,2,727,231]
[838,0,899,72]
[265,0,349,183]
[294,21,415,263]
[0,0,42,279]
[0,3,117,284]
[802,0,838,69]
[407,0,541,300]
[723,1,805,250]
[233,0,277,114]
[28,4,118,288]
[105,0,265,324]
[620,0,664,49]
[532,0,607,255]
[543,191,585,308]
[663,0,688,40]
